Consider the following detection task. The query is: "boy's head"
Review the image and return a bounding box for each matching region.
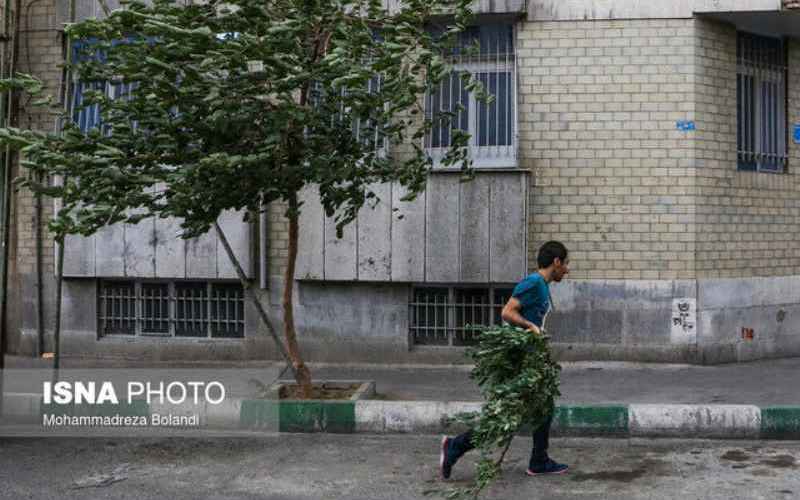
[537,241,569,282]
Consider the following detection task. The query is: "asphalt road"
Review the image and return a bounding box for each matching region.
[1,434,799,499]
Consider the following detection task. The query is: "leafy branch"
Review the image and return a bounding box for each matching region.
[444,325,561,499]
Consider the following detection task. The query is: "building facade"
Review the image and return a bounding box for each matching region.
[4,0,800,365]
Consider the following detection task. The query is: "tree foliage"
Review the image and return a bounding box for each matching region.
[446,326,561,499]
[0,0,476,241]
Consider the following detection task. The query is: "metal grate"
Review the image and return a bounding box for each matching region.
[99,281,136,335]
[737,32,787,173]
[210,284,245,338]
[425,23,517,168]
[175,282,208,337]
[141,283,170,335]
[98,280,244,338]
[410,287,450,345]
[410,286,513,346]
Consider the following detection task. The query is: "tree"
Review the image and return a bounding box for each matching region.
[0,0,479,396]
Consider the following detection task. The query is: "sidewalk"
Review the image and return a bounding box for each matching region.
[4,355,800,438]
[7,355,800,405]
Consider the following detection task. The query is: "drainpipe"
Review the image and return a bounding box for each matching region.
[52,0,75,378]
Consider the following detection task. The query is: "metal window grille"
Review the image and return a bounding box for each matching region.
[425,23,517,168]
[410,286,513,346]
[97,280,244,338]
[98,281,136,335]
[310,75,388,155]
[737,32,787,173]
[210,284,245,338]
[140,283,170,335]
[175,282,209,337]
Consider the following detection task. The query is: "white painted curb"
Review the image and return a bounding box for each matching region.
[629,404,761,439]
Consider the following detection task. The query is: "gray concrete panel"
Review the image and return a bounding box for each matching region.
[61,280,98,334]
[217,209,252,279]
[551,280,627,311]
[296,184,325,281]
[623,308,673,345]
[295,282,409,340]
[357,183,392,281]
[546,311,591,343]
[459,176,490,283]
[324,208,357,281]
[425,175,460,282]
[390,183,425,282]
[154,216,186,278]
[62,234,95,277]
[124,217,156,278]
[185,230,217,278]
[527,0,780,21]
[698,303,800,345]
[700,276,800,309]
[94,223,125,277]
[489,173,527,283]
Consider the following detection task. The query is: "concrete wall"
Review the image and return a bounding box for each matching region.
[295,172,528,284]
[698,276,800,363]
[527,0,782,21]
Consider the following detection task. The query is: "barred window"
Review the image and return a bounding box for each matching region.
[737,32,787,173]
[70,40,141,134]
[409,286,513,346]
[425,23,517,168]
[98,280,245,338]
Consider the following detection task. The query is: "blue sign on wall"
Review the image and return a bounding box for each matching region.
[676,120,696,132]
[793,124,800,144]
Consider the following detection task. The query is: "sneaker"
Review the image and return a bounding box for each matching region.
[439,436,455,480]
[526,459,569,476]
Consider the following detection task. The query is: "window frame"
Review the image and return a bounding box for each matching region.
[736,31,788,173]
[408,284,514,346]
[424,22,518,169]
[97,279,246,339]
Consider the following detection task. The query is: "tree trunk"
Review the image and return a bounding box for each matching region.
[283,193,312,398]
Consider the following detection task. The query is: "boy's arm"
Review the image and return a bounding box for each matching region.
[501,297,542,336]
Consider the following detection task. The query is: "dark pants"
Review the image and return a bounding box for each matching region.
[449,414,554,468]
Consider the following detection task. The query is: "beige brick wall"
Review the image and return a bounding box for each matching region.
[520,19,698,280]
[268,200,290,282]
[12,0,62,274]
[694,19,800,278]
[7,0,62,350]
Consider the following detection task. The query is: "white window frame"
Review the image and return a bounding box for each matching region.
[424,23,518,169]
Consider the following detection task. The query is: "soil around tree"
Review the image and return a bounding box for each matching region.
[279,383,362,400]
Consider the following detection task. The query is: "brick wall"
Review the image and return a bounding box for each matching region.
[7,0,63,352]
[519,19,698,280]
[694,19,800,278]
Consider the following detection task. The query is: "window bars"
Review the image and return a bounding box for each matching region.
[425,23,517,168]
[409,286,513,346]
[737,32,788,173]
[98,280,245,338]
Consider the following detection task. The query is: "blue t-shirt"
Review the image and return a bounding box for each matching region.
[511,272,550,328]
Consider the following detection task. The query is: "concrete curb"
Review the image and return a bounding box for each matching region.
[4,393,800,439]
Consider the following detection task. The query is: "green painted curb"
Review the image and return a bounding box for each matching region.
[239,400,356,433]
[553,405,629,436]
[760,407,800,439]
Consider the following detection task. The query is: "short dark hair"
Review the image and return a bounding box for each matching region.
[537,241,568,269]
